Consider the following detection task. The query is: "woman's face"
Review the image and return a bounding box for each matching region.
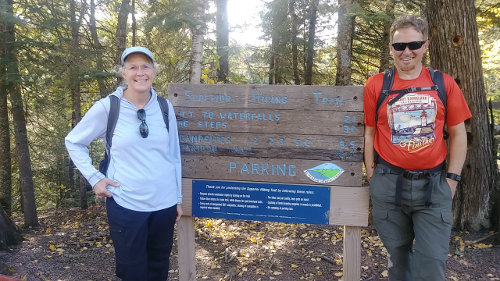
[121,53,156,94]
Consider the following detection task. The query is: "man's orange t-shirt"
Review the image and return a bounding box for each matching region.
[364,66,472,170]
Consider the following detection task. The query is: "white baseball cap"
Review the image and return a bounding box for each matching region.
[120,46,155,66]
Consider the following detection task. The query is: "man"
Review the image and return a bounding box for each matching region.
[363,15,471,281]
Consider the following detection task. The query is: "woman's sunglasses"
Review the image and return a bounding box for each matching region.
[391,41,426,51]
[137,109,148,138]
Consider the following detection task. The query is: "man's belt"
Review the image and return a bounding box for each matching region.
[375,157,445,210]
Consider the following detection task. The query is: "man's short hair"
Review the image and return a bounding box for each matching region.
[390,15,428,43]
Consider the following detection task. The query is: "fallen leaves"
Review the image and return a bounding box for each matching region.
[12,205,498,281]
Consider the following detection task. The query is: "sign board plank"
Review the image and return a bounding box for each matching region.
[168,83,363,111]
[175,107,363,136]
[329,186,369,226]
[182,155,362,186]
[180,132,363,161]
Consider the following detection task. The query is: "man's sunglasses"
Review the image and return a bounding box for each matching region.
[137,109,148,138]
[391,41,426,51]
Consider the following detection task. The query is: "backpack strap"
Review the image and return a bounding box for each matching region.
[428,67,448,138]
[428,67,447,113]
[99,95,120,175]
[105,95,120,153]
[376,66,395,121]
[157,95,170,132]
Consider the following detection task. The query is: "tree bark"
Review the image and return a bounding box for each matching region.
[379,0,394,73]
[216,0,229,83]
[0,18,12,216]
[335,0,354,86]
[269,0,288,85]
[115,0,130,67]
[69,0,87,210]
[304,0,318,85]
[0,205,22,250]
[131,0,137,46]
[144,0,158,47]
[4,0,38,227]
[89,0,107,98]
[189,2,206,84]
[289,0,300,85]
[426,0,495,230]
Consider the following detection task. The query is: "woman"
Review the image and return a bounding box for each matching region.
[65,46,183,281]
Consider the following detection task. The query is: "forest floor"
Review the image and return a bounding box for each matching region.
[0,204,499,281]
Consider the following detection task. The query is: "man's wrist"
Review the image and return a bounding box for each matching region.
[446,173,462,182]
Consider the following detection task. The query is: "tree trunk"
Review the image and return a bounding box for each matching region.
[426,0,495,230]
[69,0,88,210]
[378,0,394,73]
[304,0,318,85]
[269,51,275,85]
[144,0,158,47]
[4,0,38,227]
[289,0,300,85]
[115,0,130,67]
[0,19,12,216]
[269,0,288,85]
[216,0,229,83]
[89,0,107,98]
[335,0,354,86]
[0,205,22,250]
[131,0,137,46]
[189,1,206,84]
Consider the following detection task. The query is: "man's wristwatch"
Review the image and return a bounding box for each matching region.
[446,173,462,182]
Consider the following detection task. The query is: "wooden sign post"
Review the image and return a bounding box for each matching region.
[168,84,368,281]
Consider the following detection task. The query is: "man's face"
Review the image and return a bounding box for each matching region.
[390,27,429,73]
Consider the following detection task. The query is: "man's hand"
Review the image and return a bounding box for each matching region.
[176,204,183,222]
[446,178,458,198]
[93,178,120,198]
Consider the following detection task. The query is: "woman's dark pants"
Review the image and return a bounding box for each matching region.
[106,197,177,281]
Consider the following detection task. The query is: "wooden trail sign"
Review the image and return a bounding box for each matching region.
[169,83,368,281]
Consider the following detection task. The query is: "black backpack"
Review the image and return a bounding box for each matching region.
[98,95,170,175]
[375,66,448,138]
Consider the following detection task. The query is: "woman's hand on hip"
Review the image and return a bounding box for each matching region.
[176,204,183,222]
[93,178,119,198]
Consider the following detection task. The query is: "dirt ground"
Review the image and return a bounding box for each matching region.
[0,204,499,281]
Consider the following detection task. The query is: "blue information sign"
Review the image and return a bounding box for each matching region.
[192,180,331,225]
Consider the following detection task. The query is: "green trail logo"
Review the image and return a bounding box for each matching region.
[304,163,344,184]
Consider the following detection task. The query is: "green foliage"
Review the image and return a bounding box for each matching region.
[476,0,500,100]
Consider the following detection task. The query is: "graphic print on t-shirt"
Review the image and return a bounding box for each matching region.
[387,93,436,153]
